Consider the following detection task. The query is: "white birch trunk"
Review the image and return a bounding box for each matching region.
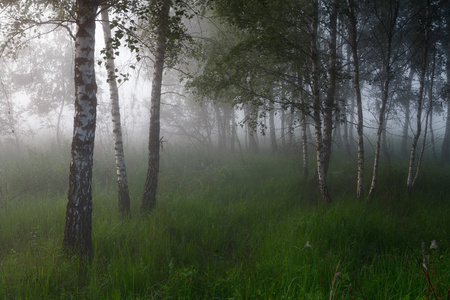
[299,74,309,177]
[367,0,399,199]
[311,0,331,203]
[401,68,414,156]
[101,6,131,216]
[348,0,365,199]
[63,0,98,257]
[269,100,278,153]
[441,40,450,163]
[407,4,430,196]
[323,0,339,175]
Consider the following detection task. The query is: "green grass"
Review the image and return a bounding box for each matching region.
[0,145,449,299]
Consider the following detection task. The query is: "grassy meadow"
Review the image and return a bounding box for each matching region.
[0,144,449,299]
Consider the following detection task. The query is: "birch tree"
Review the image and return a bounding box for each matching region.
[323,0,339,175]
[100,5,131,217]
[299,74,309,177]
[367,0,400,199]
[406,0,430,197]
[311,0,331,203]
[63,0,98,257]
[268,98,279,154]
[347,0,365,199]
[141,0,171,212]
[400,67,414,156]
[441,5,450,164]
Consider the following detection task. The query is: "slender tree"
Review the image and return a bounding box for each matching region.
[400,67,414,156]
[268,98,279,154]
[101,5,131,217]
[367,0,400,199]
[323,0,339,175]
[311,0,331,203]
[142,0,171,212]
[406,0,430,197]
[299,74,309,177]
[411,23,438,196]
[347,0,365,199]
[441,8,450,163]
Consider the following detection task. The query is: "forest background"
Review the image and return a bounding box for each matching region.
[0,0,449,298]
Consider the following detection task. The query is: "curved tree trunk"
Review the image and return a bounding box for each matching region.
[368,0,399,200]
[142,0,171,212]
[407,3,430,197]
[63,0,98,257]
[101,6,131,217]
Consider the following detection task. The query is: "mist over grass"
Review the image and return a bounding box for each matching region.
[0,144,448,299]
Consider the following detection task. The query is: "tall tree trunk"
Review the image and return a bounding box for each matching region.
[407,3,430,197]
[288,106,295,150]
[406,0,429,196]
[323,0,339,175]
[341,96,352,158]
[63,0,98,257]
[223,104,231,149]
[230,106,236,151]
[55,96,65,146]
[269,100,278,153]
[348,0,365,199]
[101,6,131,217]
[280,108,286,150]
[297,73,309,177]
[381,120,391,163]
[311,0,331,203]
[412,34,437,192]
[333,119,343,150]
[215,104,224,149]
[142,0,170,212]
[368,0,399,200]
[441,45,450,163]
[341,39,352,158]
[401,68,414,156]
[429,105,436,160]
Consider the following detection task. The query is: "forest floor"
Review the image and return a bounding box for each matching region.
[0,145,448,299]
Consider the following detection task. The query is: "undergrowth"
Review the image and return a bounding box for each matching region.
[0,145,448,299]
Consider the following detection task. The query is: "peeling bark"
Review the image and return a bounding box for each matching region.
[63,0,98,257]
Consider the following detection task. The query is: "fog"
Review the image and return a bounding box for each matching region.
[0,1,449,185]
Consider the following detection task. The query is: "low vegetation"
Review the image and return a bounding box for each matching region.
[0,145,448,299]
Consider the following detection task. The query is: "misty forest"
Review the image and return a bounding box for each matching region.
[0,0,449,298]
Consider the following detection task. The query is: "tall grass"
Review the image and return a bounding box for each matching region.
[0,145,448,299]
